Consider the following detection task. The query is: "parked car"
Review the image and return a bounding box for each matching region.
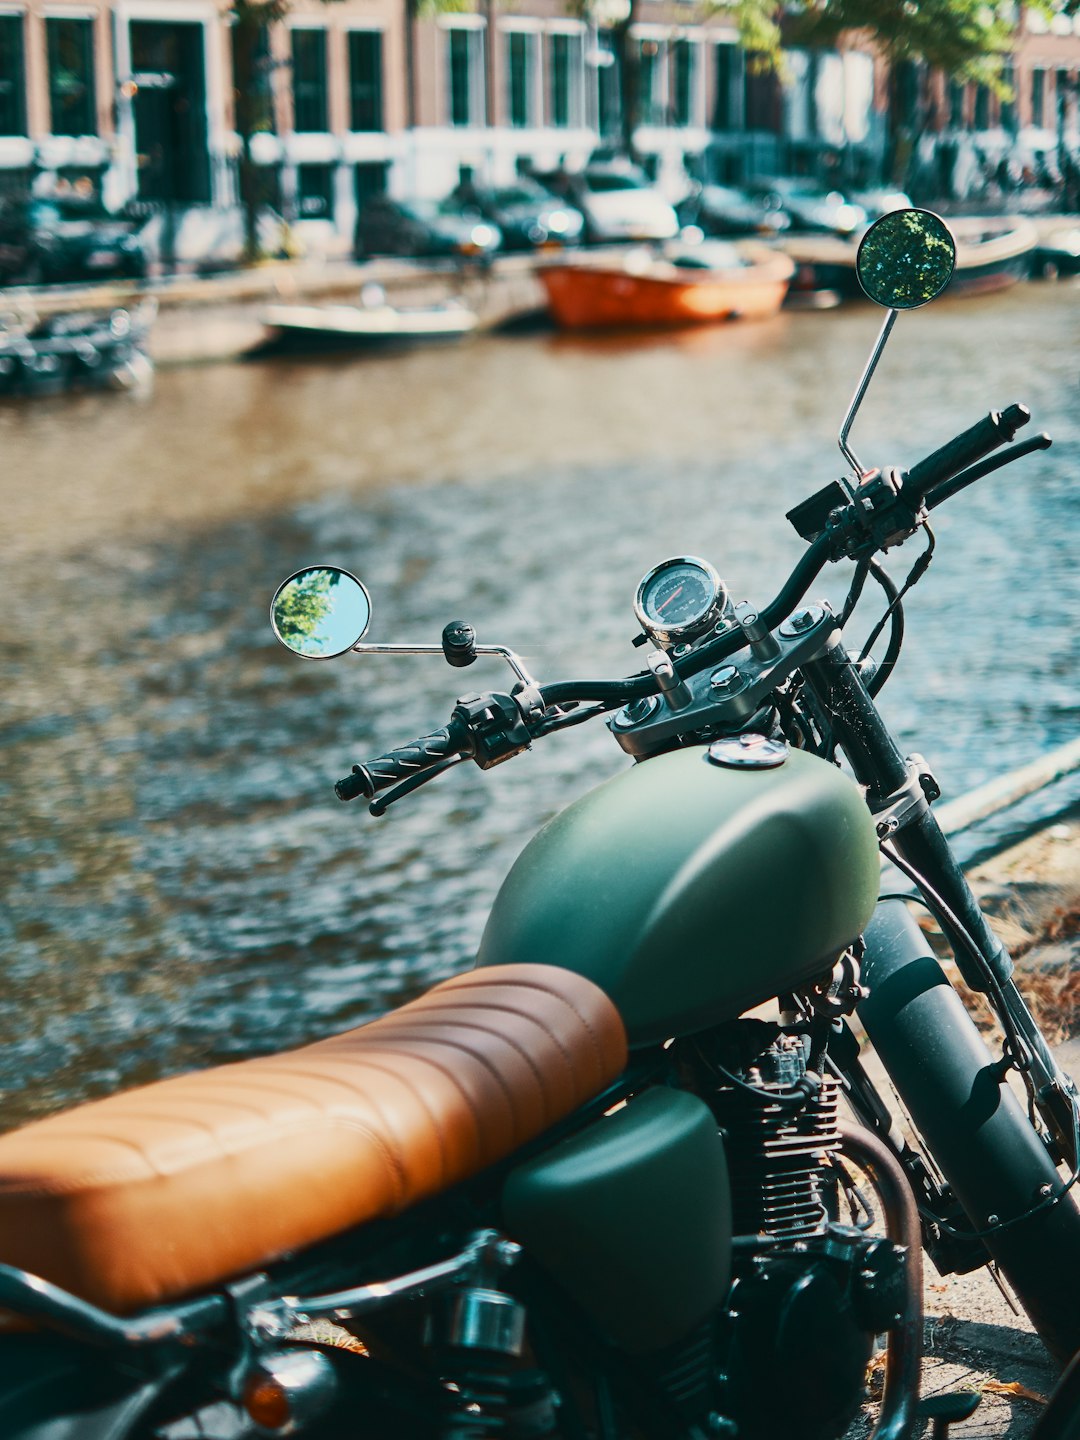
[453,178,584,251]
[355,196,502,260]
[847,187,912,221]
[0,194,149,285]
[546,162,680,244]
[677,183,792,238]
[744,177,867,236]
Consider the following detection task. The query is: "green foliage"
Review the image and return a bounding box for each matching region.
[787,0,1054,88]
[857,209,956,309]
[273,570,339,654]
[412,0,474,15]
[705,0,1080,93]
[731,0,784,68]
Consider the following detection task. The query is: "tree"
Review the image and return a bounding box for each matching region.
[582,0,782,162]
[787,1,1080,187]
[273,569,340,654]
[595,0,1074,172]
[786,0,1017,87]
[231,0,291,262]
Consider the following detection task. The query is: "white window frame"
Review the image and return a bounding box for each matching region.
[668,31,703,129]
[502,20,541,131]
[631,24,668,127]
[345,24,385,136]
[440,15,486,129]
[546,21,586,131]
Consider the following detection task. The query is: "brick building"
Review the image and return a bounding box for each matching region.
[0,0,1077,257]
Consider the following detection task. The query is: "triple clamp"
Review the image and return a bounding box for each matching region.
[870,754,941,840]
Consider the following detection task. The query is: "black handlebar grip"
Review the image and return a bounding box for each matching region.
[335,722,467,802]
[900,404,1030,507]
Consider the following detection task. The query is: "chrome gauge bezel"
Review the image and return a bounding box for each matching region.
[633,556,729,648]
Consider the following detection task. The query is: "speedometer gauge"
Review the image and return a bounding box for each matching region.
[634,557,729,648]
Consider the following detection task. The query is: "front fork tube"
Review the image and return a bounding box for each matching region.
[801,638,1078,1167]
[854,901,1080,1365]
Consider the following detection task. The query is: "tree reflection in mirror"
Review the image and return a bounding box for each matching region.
[856,208,956,310]
[271,567,372,659]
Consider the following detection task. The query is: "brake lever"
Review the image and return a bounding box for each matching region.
[368,756,468,817]
[924,432,1052,512]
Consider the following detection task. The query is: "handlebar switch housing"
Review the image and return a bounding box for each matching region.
[452,692,532,770]
[787,480,851,544]
[788,471,924,561]
[841,467,925,558]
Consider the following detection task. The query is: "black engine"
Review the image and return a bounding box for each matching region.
[668,1021,910,1440]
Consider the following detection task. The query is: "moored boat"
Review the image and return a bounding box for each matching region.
[1031,224,1080,279]
[538,241,795,330]
[782,215,1039,303]
[258,290,478,352]
[0,299,155,397]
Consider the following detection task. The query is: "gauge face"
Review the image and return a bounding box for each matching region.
[634,557,727,646]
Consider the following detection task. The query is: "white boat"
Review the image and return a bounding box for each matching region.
[258,289,478,352]
[781,214,1039,303]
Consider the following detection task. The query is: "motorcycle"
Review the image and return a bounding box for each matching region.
[0,208,1077,1440]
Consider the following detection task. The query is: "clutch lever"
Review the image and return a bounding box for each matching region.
[924,432,1052,512]
[368,756,468,817]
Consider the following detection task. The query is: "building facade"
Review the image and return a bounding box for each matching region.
[1,0,1078,255]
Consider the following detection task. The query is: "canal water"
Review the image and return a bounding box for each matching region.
[1,281,1077,1128]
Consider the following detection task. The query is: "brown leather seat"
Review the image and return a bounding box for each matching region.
[0,965,627,1316]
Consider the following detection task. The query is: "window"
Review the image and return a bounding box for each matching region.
[551,30,584,129]
[637,38,664,126]
[291,28,328,133]
[713,43,744,131]
[896,60,920,128]
[974,83,989,130]
[506,30,536,129]
[297,161,333,218]
[948,79,965,129]
[447,26,484,127]
[47,17,96,136]
[1001,63,1016,131]
[671,37,696,127]
[1031,68,1045,129]
[0,15,26,136]
[596,31,622,138]
[1055,69,1072,125]
[348,30,382,132]
[354,160,387,210]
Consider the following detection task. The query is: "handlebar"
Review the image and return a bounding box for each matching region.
[334,402,1047,810]
[336,719,471,801]
[898,403,1030,508]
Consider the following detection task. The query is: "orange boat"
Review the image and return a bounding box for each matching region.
[539,242,795,330]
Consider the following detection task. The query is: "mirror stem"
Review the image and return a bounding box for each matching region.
[838,308,897,487]
[351,640,538,689]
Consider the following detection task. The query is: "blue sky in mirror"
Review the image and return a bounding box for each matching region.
[323,574,370,654]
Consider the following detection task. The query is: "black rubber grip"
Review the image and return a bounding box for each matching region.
[900,404,1030,507]
[335,722,467,802]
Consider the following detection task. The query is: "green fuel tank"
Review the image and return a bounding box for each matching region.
[476,744,879,1047]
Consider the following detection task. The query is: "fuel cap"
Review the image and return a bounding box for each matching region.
[706,735,789,769]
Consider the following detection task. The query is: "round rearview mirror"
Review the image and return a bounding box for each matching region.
[856,208,956,310]
[271,566,372,659]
